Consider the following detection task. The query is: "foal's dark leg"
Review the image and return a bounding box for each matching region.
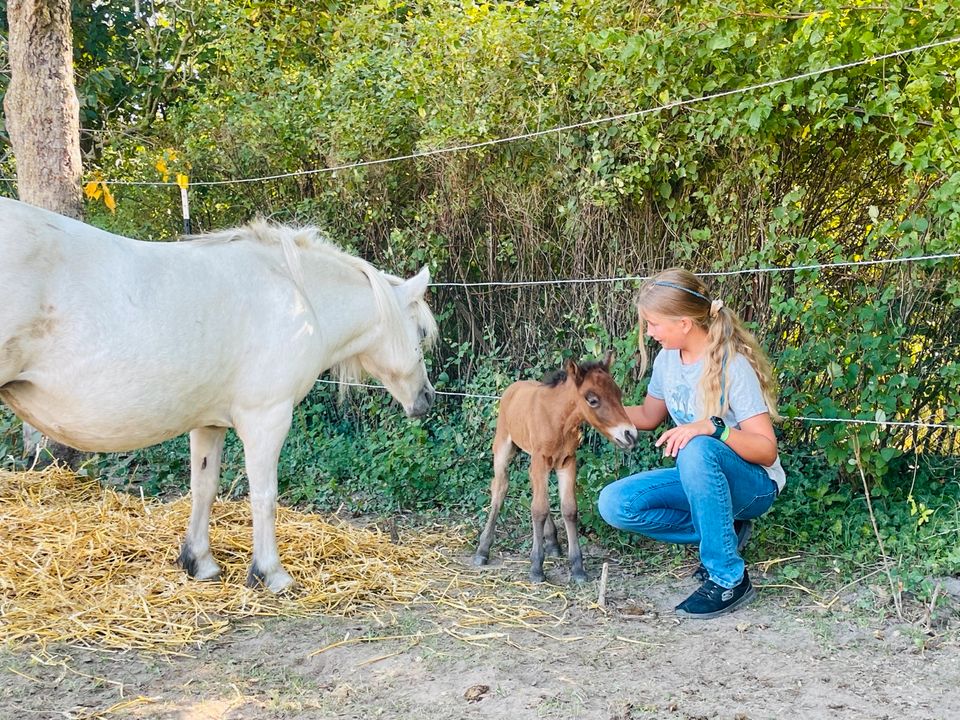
[473,433,517,565]
[557,459,587,583]
[528,456,551,583]
[543,514,561,557]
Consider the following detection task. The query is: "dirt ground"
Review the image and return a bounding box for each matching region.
[3,546,960,720]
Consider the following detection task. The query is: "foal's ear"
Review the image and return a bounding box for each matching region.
[602,349,616,370]
[564,358,584,385]
[396,266,431,304]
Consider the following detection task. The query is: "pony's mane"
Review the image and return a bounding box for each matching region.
[541,360,606,387]
[189,220,437,398]
[185,220,331,251]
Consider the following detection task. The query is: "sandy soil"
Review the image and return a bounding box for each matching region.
[3,544,959,720]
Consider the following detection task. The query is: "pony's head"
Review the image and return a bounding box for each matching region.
[338,266,438,418]
[191,220,438,418]
[564,350,636,450]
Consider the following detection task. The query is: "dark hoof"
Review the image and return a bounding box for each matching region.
[571,571,589,584]
[472,554,489,567]
[177,544,196,576]
[544,543,562,557]
[246,564,266,589]
[529,571,546,583]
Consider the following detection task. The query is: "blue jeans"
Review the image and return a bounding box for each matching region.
[598,436,779,589]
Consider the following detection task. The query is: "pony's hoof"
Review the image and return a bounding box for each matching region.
[571,571,589,584]
[472,554,489,567]
[544,543,562,557]
[178,544,221,581]
[267,575,295,594]
[247,564,295,594]
[529,571,546,584]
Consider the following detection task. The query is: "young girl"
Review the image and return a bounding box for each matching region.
[598,268,785,618]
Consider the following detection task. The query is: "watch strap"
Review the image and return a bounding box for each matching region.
[710,416,725,439]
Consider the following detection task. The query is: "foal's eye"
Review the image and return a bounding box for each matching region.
[586,393,601,408]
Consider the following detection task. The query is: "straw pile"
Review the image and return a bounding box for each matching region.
[0,467,562,652]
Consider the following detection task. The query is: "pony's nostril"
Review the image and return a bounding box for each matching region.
[422,385,435,409]
[408,384,435,417]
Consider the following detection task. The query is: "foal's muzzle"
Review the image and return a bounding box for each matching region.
[612,426,637,450]
[407,383,435,418]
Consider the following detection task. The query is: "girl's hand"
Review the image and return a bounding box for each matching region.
[655,418,714,457]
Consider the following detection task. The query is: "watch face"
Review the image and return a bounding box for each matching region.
[711,416,725,429]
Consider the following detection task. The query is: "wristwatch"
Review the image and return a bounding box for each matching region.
[710,416,729,442]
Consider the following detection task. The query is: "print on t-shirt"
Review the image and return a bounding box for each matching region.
[669,383,695,424]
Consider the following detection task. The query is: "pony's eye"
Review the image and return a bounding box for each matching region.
[586,393,601,408]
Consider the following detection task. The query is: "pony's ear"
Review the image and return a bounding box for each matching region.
[396,266,431,305]
[602,349,616,370]
[564,357,584,385]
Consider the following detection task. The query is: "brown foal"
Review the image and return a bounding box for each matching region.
[473,351,637,583]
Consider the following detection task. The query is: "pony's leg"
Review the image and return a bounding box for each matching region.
[178,426,227,581]
[473,428,517,566]
[557,458,587,583]
[528,455,551,583]
[543,513,561,557]
[235,404,295,593]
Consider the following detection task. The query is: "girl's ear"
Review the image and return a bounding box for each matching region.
[679,317,693,334]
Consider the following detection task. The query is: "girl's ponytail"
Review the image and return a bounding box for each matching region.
[703,299,779,420]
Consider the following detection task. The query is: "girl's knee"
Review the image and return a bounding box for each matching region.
[676,435,723,470]
[598,479,638,529]
[597,482,621,525]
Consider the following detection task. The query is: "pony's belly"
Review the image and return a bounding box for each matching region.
[0,382,207,452]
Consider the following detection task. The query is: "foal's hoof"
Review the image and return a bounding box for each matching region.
[544,543,562,557]
[529,570,546,584]
[571,570,589,585]
[472,554,490,567]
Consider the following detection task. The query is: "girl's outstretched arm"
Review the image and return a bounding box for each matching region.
[656,411,778,465]
[626,394,669,431]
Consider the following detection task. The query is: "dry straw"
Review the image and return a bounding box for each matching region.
[0,467,565,652]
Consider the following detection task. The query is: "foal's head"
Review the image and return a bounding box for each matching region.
[564,350,637,450]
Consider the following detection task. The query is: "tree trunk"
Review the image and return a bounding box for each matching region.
[5,0,84,463]
[5,0,82,218]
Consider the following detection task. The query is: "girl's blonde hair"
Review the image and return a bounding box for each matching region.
[636,268,779,420]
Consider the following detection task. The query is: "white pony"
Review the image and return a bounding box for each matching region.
[0,198,437,592]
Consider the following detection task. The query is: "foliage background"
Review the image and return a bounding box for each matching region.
[1,0,959,591]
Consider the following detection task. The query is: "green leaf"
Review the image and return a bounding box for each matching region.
[707,34,734,51]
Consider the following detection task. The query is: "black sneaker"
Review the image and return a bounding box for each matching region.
[691,519,753,582]
[676,571,756,619]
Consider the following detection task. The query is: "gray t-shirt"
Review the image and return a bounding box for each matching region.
[648,349,786,491]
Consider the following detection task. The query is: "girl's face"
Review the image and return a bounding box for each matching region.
[642,310,690,349]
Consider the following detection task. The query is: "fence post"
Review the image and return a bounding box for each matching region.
[177,173,191,235]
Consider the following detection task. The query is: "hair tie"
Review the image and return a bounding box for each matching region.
[710,299,724,318]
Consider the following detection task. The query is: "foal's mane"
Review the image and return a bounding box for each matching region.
[542,360,607,387]
[188,221,437,395]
